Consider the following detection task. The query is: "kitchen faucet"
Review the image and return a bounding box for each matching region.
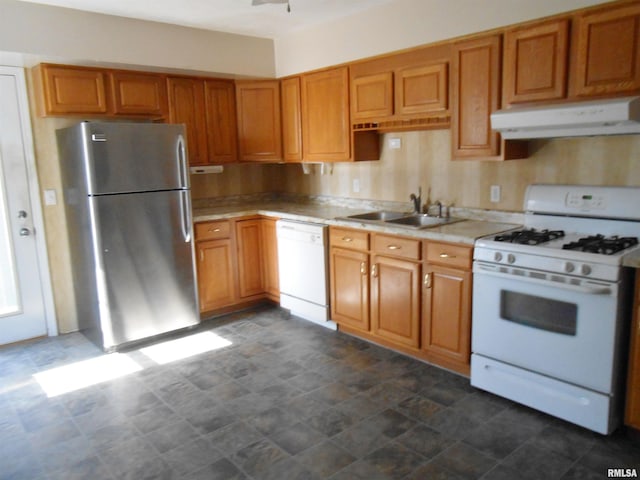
[410,187,422,214]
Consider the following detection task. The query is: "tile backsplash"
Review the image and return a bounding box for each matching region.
[192,130,640,212]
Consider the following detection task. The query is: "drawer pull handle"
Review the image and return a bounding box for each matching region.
[200,250,204,262]
[371,264,378,277]
[360,262,367,275]
[209,227,222,233]
[424,273,432,288]
[342,236,353,242]
[387,245,401,250]
[439,252,456,259]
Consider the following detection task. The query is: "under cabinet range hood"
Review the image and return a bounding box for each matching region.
[491,96,640,139]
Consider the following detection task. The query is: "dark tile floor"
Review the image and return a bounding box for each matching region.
[1,305,639,479]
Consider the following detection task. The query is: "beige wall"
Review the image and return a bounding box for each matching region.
[0,0,275,77]
[281,130,640,211]
[274,0,613,76]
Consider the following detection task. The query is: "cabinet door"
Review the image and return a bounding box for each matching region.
[503,19,569,105]
[422,265,471,368]
[572,2,640,97]
[330,247,369,332]
[235,80,283,162]
[39,64,109,115]
[111,71,168,116]
[261,217,280,300]
[281,77,303,162]
[451,35,502,159]
[204,80,238,164]
[167,77,208,166]
[196,239,236,312]
[625,271,640,428]
[371,255,420,348]
[395,63,448,116]
[351,72,393,120]
[301,67,351,161]
[236,219,265,298]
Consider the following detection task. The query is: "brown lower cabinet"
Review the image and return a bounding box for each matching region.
[625,270,640,430]
[329,226,473,375]
[194,215,279,315]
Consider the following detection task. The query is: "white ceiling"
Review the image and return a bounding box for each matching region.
[15,0,397,38]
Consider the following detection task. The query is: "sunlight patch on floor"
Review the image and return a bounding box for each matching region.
[139,331,232,365]
[34,353,142,397]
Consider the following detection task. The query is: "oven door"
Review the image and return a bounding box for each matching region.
[472,261,620,394]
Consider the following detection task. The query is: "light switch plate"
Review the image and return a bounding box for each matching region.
[388,138,402,149]
[490,185,501,203]
[44,189,57,205]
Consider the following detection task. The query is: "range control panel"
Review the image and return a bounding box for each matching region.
[566,192,605,210]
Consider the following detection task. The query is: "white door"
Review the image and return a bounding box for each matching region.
[0,66,54,345]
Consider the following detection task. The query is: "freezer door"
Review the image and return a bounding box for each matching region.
[81,122,189,194]
[90,190,199,349]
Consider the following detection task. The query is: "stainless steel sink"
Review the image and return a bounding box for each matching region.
[338,211,410,223]
[386,214,463,228]
[338,211,465,229]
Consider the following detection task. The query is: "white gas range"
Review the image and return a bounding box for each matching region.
[471,185,640,434]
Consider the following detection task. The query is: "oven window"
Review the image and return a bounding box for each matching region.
[500,290,577,335]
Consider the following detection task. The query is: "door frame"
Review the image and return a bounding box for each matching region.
[1,65,57,338]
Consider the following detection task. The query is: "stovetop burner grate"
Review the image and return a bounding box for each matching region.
[562,235,639,255]
[494,228,565,245]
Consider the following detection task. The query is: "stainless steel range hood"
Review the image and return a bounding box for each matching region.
[491,96,640,139]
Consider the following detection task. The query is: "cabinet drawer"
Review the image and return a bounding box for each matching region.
[373,234,421,260]
[330,227,369,251]
[195,220,231,240]
[425,241,472,269]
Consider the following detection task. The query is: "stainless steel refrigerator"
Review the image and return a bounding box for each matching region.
[57,121,199,351]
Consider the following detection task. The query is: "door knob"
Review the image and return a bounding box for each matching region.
[19,228,30,236]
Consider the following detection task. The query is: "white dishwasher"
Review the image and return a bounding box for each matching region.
[276,220,335,329]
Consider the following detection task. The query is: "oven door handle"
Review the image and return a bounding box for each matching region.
[473,265,614,296]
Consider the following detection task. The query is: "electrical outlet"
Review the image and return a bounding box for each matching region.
[353,178,360,193]
[490,185,501,203]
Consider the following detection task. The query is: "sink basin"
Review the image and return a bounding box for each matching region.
[337,211,465,230]
[340,211,410,223]
[386,214,464,229]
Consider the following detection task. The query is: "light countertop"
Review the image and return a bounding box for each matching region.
[192,202,520,245]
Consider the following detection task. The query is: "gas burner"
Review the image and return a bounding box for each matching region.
[562,235,639,255]
[494,228,565,245]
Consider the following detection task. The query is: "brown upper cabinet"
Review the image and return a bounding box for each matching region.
[351,72,394,120]
[570,1,640,98]
[350,45,450,131]
[204,80,239,165]
[281,76,303,162]
[301,66,351,162]
[451,34,527,161]
[110,71,168,117]
[34,64,110,116]
[167,76,238,166]
[502,19,570,105]
[34,64,169,118]
[235,80,283,162]
[395,62,448,116]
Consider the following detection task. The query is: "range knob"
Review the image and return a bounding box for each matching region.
[581,264,592,276]
[507,254,516,264]
[494,252,503,262]
[564,262,575,273]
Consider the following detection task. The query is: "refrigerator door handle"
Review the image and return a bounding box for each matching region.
[177,135,189,189]
[179,190,192,243]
